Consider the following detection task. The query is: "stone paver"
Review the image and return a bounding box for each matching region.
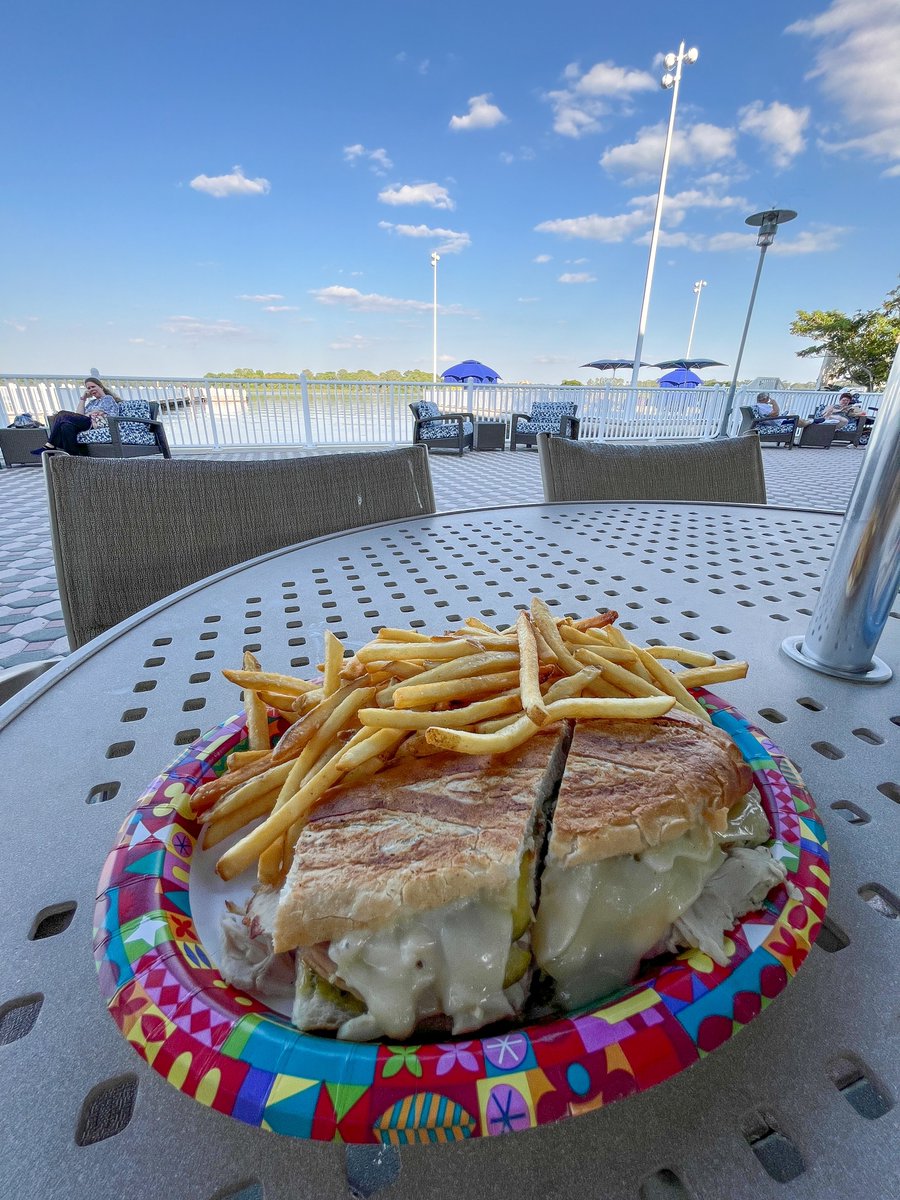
[0,445,865,670]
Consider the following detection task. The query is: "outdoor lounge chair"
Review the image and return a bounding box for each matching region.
[0,425,51,466]
[738,405,798,449]
[78,399,171,459]
[409,401,474,456]
[510,400,579,451]
[43,445,435,649]
[538,432,766,504]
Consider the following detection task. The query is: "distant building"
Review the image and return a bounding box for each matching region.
[748,376,784,391]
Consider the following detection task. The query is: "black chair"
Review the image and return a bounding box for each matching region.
[0,426,50,466]
[510,401,579,452]
[737,405,798,449]
[81,400,171,459]
[409,401,474,456]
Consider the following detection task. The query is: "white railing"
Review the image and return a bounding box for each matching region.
[0,374,882,450]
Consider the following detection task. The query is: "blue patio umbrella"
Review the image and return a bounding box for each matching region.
[658,368,703,388]
[441,359,500,383]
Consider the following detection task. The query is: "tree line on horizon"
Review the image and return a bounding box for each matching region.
[204,279,899,392]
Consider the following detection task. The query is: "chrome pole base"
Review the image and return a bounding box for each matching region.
[781,635,893,683]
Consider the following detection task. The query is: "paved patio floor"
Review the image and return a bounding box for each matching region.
[0,444,865,670]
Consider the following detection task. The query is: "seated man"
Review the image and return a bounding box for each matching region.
[749,392,797,442]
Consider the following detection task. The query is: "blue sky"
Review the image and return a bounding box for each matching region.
[2,0,898,383]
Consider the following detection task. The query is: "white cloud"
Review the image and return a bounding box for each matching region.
[546,60,656,138]
[517,296,540,303]
[378,220,471,254]
[4,318,27,332]
[536,188,748,245]
[189,166,270,198]
[533,254,552,263]
[788,0,900,173]
[311,286,435,314]
[558,272,597,284]
[500,146,536,164]
[329,333,378,351]
[127,337,149,344]
[635,224,845,254]
[770,226,846,255]
[378,182,454,210]
[343,144,393,175]
[263,305,300,312]
[738,101,810,167]
[601,122,736,181]
[449,94,508,131]
[161,315,255,340]
[238,293,284,303]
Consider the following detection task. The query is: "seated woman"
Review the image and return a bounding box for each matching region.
[32,377,121,456]
[799,391,864,432]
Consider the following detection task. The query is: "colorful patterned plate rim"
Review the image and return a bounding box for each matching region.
[93,690,829,1144]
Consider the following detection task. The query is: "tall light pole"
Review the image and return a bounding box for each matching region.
[630,41,699,386]
[431,251,440,384]
[685,279,707,359]
[717,208,797,436]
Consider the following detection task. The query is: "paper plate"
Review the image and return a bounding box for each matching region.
[93,692,829,1143]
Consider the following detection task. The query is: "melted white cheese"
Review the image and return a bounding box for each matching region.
[534,824,724,1009]
[326,890,518,1041]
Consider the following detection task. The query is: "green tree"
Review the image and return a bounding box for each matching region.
[790,281,900,389]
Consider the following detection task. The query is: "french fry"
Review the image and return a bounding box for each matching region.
[572,611,619,631]
[559,624,637,658]
[223,668,318,696]
[671,662,750,687]
[426,694,674,755]
[203,789,279,849]
[322,631,344,698]
[516,611,548,727]
[573,647,666,699]
[631,646,711,721]
[216,754,351,881]
[356,639,482,664]
[375,628,434,642]
[463,617,502,635]
[530,598,583,675]
[393,669,526,709]
[359,690,522,730]
[645,646,718,667]
[226,750,269,769]
[201,760,296,825]
[242,651,269,752]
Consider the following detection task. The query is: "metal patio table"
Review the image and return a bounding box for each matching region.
[1,502,897,1200]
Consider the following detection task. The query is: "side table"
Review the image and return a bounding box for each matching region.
[474,420,506,450]
[798,423,836,449]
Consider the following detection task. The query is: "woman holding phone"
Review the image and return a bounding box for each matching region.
[32,377,121,455]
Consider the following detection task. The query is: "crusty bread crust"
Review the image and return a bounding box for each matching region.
[547,712,752,867]
[273,726,568,951]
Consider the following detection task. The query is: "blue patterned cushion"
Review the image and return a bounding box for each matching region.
[420,418,474,440]
[77,399,156,445]
[515,401,578,435]
[411,400,441,421]
[755,417,795,435]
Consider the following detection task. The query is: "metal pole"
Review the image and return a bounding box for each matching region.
[431,252,440,384]
[685,281,706,359]
[782,340,900,682]
[718,241,767,436]
[631,42,685,387]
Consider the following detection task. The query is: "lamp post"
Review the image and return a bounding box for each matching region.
[630,41,699,387]
[685,279,707,359]
[717,207,796,436]
[431,251,440,384]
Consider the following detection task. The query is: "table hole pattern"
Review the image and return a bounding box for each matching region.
[812,741,844,760]
[741,1113,806,1183]
[831,801,870,825]
[133,679,157,693]
[345,1144,402,1199]
[816,917,850,953]
[758,708,786,723]
[828,1057,894,1121]
[852,728,884,745]
[85,781,120,806]
[638,1169,691,1200]
[144,656,165,668]
[106,740,135,759]
[876,782,900,804]
[152,638,171,647]
[858,884,899,919]
[182,697,206,712]
[797,697,824,711]
[195,650,215,661]
[75,1074,138,1147]
[29,901,76,941]
[0,994,43,1047]
[190,672,211,684]
[121,708,146,723]
[175,728,202,745]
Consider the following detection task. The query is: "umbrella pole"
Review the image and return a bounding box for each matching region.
[717,242,767,437]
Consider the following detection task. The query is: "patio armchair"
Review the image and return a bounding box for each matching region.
[738,404,798,449]
[43,445,435,649]
[0,424,50,467]
[409,400,474,456]
[510,401,579,451]
[538,432,766,504]
[79,399,171,459]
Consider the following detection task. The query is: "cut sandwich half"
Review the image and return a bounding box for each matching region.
[532,712,786,1010]
[272,725,570,1041]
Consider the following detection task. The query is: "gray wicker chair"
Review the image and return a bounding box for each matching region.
[737,405,798,449]
[0,426,50,466]
[44,446,435,649]
[81,400,171,459]
[538,433,766,504]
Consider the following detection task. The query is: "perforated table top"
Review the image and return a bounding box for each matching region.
[0,502,897,1200]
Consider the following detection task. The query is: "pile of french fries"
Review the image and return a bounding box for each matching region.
[190,598,747,887]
